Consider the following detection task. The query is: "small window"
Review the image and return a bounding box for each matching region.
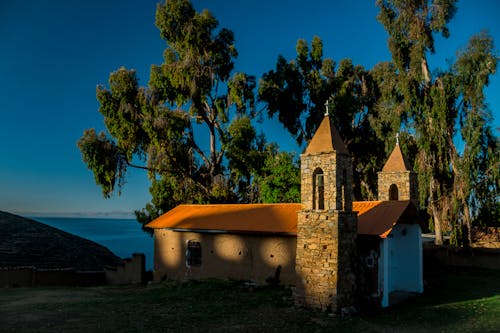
[316,174,325,210]
[186,240,201,267]
[313,168,325,210]
[389,184,399,200]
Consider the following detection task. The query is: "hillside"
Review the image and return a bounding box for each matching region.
[0,211,123,271]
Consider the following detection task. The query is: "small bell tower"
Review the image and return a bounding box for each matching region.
[378,135,418,205]
[295,103,358,313]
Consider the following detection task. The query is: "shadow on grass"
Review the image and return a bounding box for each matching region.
[421,267,500,305]
[1,268,498,333]
[354,267,500,332]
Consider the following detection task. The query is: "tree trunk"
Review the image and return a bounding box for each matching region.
[429,178,444,245]
[208,121,217,182]
[447,135,473,248]
[431,202,444,245]
[462,203,472,248]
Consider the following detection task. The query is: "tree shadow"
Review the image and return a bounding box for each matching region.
[422,267,500,305]
[151,210,303,288]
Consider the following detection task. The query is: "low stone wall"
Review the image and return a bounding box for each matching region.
[0,267,33,287]
[105,253,145,285]
[1,253,146,287]
[0,267,105,287]
[424,245,500,272]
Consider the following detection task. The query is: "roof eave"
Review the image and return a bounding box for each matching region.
[159,227,297,237]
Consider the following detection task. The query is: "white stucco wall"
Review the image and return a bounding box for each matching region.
[380,223,423,307]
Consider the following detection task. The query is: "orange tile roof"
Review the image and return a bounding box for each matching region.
[304,115,349,155]
[381,144,413,172]
[355,200,417,238]
[146,203,302,234]
[147,201,418,238]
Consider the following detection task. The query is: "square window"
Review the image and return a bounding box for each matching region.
[186,240,201,267]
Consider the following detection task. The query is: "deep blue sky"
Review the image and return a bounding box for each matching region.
[1,0,499,217]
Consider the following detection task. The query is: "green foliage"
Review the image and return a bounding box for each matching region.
[256,149,300,203]
[453,31,499,233]
[375,0,499,246]
[78,0,499,243]
[153,0,237,107]
[259,36,330,145]
[228,73,256,115]
[225,116,266,201]
[376,0,457,79]
[259,36,385,200]
[79,0,295,230]
[77,129,126,198]
[96,68,149,160]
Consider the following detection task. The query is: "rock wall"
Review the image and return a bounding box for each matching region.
[295,210,357,313]
[300,152,353,211]
[378,171,418,204]
[105,253,145,285]
[0,267,106,287]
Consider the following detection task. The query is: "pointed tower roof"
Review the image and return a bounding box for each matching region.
[304,115,349,155]
[382,143,413,172]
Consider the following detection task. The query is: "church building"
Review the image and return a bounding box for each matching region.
[146,113,423,313]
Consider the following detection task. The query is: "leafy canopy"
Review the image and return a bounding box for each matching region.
[78,0,298,230]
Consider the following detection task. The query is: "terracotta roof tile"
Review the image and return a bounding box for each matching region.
[382,144,413,172]
[146,203,302,234]
[147,201,418,238]
[355,200,417,238]
[304,116,348,155]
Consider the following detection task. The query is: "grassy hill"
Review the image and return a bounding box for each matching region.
[0,211,122,271]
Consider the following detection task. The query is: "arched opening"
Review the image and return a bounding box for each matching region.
[389,184,399,200]
[313,168,324,210]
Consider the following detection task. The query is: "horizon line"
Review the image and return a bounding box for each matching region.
[7,210,137,219]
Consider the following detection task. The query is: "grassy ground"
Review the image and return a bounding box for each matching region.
[1,267,499,332]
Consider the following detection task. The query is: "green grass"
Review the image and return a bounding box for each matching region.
[1,268,499,332]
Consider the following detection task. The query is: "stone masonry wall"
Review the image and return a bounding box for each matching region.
[295,210,357,312]
[336,211,358,311]
[301,152,353,211]
[378,171,418,204]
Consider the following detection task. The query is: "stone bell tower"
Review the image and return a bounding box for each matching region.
[378,135,418,206]
[295,107,358,313]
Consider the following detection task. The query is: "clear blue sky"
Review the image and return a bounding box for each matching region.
[1,0,499,217]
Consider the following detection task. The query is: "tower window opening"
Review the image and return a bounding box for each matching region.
[389,184,399,200]
[313,168,324,210]
[317,174,324,209]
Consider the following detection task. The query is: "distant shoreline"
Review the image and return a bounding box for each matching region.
[17,212,136,219]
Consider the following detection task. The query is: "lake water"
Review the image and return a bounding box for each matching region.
[32,217,154,270]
